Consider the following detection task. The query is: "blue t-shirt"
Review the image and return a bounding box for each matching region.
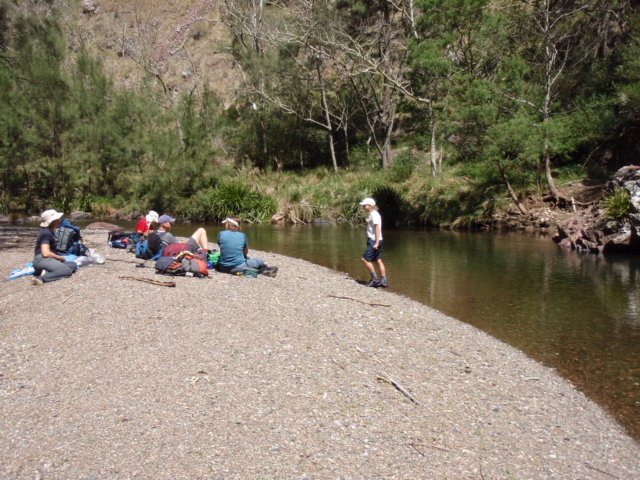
[34,228,56,255]
[217,230,248,268]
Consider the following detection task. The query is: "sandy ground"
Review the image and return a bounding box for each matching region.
[1,229,639,479]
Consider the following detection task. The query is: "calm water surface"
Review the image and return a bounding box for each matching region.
[186,223,638,440]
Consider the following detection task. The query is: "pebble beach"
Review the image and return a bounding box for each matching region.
[1,229,639,479]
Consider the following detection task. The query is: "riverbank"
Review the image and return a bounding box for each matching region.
[1,230,638,479]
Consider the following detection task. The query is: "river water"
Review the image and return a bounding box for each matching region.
[5,221,639,440]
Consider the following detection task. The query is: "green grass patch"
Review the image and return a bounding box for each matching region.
[604,189,632,220]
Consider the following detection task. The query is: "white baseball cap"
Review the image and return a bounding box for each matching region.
[359,197,376,207]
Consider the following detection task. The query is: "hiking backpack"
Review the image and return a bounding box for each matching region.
[155,256,185,275]
[155,252,208,277]
[162,242,193,257]
[55,219,88,256]
[134,232,163,260]
[180,253,209,277]
[107,230,139,249]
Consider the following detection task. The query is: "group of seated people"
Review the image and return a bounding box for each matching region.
[32,209,278,285]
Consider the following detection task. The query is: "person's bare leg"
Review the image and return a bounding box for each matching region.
[191,228,209,249]
[362,257,376,276]
[376,259,386,278]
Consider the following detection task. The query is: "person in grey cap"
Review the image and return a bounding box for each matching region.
[148,214,210,255]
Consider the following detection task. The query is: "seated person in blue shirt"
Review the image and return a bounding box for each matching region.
[216,216,277,277]
[32,209,77,285]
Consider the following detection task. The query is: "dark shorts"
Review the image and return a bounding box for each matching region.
[363,238,383,262]
[187,237,199,251]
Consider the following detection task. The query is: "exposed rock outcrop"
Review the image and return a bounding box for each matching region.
[553,166,640,254]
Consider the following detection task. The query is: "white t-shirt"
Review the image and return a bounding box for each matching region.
[366,210,383,241]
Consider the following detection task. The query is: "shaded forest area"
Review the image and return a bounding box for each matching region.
[0,0,638,227]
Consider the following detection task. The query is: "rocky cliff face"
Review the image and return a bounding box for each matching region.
[63,0,239,103]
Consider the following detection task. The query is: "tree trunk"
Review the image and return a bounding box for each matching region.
[498,161,528,215]
[379,0,395,169]
[381,105,395,169]
[317,62,338,172]
[429,100,437,176]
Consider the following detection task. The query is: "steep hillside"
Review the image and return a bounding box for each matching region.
[66,0,240,103]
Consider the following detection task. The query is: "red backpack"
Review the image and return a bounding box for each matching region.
[162,242,193,257]
[180,251,209,277]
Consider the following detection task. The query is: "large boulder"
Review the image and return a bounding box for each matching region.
[85,222,122,231]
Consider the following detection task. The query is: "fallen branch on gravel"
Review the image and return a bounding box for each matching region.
[119,276,176,287]
[327,294,390,307]
[376,372,421,405]
[584,462,619,479]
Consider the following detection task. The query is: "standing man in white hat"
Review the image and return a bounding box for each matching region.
[32,209,77,285]
[359,197,388,288]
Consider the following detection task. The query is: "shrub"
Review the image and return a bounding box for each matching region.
[604,189,632,220]
[181,181,277,222]
[386,150,420,183]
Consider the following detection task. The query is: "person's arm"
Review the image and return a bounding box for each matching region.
[41,242,66,261]
[373,223,381,249]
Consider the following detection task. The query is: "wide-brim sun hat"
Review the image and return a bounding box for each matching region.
[40,209,64,227]
[359,197,376,207]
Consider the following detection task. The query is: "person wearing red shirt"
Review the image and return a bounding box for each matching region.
[135,210,158,235]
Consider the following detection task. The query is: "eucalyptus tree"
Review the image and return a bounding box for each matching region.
[224,0,421,170]
[492,0,632,205]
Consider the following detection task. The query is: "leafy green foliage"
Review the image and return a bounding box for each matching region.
[604,189,632,220]
[181,182,277,223]
[0,1,638,228]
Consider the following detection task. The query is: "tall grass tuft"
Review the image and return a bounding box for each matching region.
[181,181,277,222]
[604,189,632,220]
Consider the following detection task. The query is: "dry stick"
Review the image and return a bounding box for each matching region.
[584,463,619,479]
[407,443,425,457]
[327,294,390,307]
[119,275,176,287]
[406,442,452,453]
[61,293,74,305]
[376,372,421,406]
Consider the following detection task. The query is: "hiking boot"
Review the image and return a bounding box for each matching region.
[32,276,44,286]
[379,278,389,288]
[261,266,278,278]
[367,278,380,287]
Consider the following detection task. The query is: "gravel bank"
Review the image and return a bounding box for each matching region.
[1,229,638,479]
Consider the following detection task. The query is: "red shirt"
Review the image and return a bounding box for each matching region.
[135,218,148,234]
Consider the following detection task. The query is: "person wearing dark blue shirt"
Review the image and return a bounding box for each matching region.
[32,210,77,285]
